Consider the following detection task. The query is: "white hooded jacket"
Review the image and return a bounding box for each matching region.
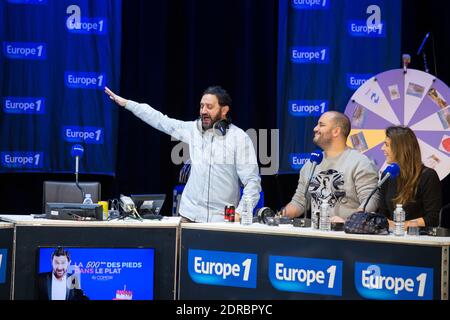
[126,100,261,222]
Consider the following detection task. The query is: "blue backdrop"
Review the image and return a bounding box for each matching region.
[0,0,121,175]
[277,0,402,174]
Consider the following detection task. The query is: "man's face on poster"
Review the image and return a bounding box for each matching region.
[52,255,70,280]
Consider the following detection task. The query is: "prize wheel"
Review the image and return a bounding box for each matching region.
[344,68,450,180]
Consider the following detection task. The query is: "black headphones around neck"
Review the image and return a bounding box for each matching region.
[212,119,230,136]
[197,117,231,137]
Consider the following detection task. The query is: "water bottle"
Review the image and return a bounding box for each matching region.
[83,193,94,205]
[394,203,405,236]
[319,202,331,231]
[241,196,253,226]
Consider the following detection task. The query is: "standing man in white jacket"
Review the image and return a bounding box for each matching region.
[105,86,261,223]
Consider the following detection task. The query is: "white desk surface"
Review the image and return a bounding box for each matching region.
[0,214,181,228]
[0,222,13,229]
[181,222,450,247]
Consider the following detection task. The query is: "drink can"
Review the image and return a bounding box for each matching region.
[225,205,235,222]
[224,205,230,221]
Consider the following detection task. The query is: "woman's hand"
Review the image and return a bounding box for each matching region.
[330,215,345,223]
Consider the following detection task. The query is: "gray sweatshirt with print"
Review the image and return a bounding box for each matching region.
[290,148,380,219]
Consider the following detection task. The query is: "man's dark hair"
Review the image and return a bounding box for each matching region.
[203,86,232,108]
[330,111,351,138]
[52,247,70,262]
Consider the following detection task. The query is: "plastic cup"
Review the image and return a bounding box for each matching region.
[408,220,420,236]
[98,201,109,220]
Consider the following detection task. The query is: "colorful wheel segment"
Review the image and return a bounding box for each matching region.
[345,68,450,180]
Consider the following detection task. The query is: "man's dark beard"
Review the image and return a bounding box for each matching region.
[201,115,221,131]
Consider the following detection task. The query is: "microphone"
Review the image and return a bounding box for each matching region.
[309,150,323,164]
[71,144,85,200]
[377,163,400,188]
[402,54,411,73]
[417,32,430,55]
[71,144,84,175]
[362,163,400,212]
[304,150,324,216]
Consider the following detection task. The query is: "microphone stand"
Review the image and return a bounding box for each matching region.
[429,204,450,237]
[362,186,379,212]
[431,35,438,77]
[74,157,85,200]
[362,173,391,212]
[75,174,85,199]
[421,52,430,74]
[304,162,317,219]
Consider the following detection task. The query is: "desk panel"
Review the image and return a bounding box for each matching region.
[0,215,179,300]
[0,223,13,300]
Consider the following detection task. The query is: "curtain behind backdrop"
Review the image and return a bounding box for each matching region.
[115,0,277,198]
[0,0,448,216]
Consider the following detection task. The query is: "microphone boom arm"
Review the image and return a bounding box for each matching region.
[362,165,398,212]
[362,185,379,212]
[74,157,85,200]
[304,162,317,209]
[71,145,85,201]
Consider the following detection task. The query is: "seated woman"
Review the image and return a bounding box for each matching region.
[379,126,441,229]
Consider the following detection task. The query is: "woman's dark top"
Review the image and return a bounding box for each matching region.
[379,165,441,226]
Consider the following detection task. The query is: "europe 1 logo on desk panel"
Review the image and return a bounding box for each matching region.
[0,249,7,284]
[354,263,434,300]
[268,255,343,296]
[188,249,257,289]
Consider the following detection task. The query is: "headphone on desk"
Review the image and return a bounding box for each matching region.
[257,207,293,226]
[257,207,277,224]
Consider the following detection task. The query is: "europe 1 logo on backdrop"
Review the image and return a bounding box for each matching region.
[64,72,106,90]
[3,42,46,60]
[66,5,107,35]
[63,126,104,144]
[3,97,46,114]
[346,74,373,91]
[291,0,330,10]
[288,100,328,117]
[6,0,47,5]
[289,153,310,171]
[1,152,43,169]
[348,5,386,38]
[291,47,329,64]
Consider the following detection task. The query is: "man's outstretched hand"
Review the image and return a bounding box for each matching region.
[104,86,128,107]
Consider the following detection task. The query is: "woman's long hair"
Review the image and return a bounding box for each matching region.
[386,126,422,205]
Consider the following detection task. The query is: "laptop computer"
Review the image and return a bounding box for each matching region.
[130,194,166,218]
